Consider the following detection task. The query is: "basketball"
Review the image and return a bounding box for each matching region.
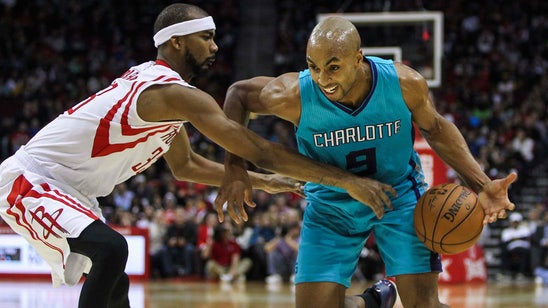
[413,183,484,255]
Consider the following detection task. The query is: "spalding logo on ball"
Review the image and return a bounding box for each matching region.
[413,183,484,255]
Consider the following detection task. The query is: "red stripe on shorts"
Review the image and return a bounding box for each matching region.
[6,175,67,264]
[37,182,98,220]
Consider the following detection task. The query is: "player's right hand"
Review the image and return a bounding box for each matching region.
[214,163,255,224]
[478,171,518,224]
[344,178,397,219]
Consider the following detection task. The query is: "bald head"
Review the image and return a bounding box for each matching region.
[307,16,361,54]
[305,17,365,104]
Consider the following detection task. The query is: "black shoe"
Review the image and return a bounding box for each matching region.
[362,279,397,308]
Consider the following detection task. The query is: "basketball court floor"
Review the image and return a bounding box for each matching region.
[0,278,546,308]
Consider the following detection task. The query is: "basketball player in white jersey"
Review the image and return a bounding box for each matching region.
[0,3,400,307]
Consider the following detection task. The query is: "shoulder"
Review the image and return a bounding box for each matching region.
[264,72,300,95]
[151,82,213,106]
[394,62,427,89]
[138,82,215,122]
[238,72,301,124]
[393,62,429,109]
[261,72,300,103]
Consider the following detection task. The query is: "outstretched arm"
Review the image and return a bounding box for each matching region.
[397,63,517,224]
[162,127,304,222]
[163,129,303,191]
[140,82,395,223]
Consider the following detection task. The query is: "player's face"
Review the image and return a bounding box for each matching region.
[306,43,361,103]
[183,30,218,76]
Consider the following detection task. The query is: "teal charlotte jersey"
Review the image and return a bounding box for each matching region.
[294,56,440,287]
[296,56,427,207]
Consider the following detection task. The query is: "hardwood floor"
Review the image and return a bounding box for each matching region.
[0,278,545,307]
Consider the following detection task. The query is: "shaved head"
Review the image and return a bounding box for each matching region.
[307,16,361,54]
[305,16,366,106]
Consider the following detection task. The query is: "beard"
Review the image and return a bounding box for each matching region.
[185,49,212,77]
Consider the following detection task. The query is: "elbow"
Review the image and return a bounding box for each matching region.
[225,82,246,109]
[170,155,194,181]
[419,116,444,139]
[172,169,187,181]
[172,161,191,180]
[226,81,244,95]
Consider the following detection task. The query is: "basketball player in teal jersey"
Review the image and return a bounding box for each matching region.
[222,17,517,307]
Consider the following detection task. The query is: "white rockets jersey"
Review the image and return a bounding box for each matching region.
[19,60,188,197]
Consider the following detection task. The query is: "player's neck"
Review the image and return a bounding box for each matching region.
[343,64,373,108]
[155,57,195,82]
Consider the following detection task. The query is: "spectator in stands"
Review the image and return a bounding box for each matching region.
[202,223,252,283]
[499,212,533,281]
[162,192,178,225]
[8,122,31,155]
[264,222,300,284]
[164,208,198,277]
[130,174,154,207]
[532,210,548,284]
[196,211,219,276]
[278,206,302,226]
[246,211,277,280]
[511,127,536,169]
[136,205,155,229]
[528,205,545,272]
[147,208,170,279]
[116,211,136,227]
[113,183,135,212]
[197,211,219,252]
[233,217,255,251]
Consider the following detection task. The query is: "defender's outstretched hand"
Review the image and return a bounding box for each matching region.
[478,172,518,225]
[344,178,398,219]
[214,163,255,224]
[214,167,304,224]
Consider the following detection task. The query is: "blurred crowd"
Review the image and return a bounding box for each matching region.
[494,202,548,285]
[0,0,547,284]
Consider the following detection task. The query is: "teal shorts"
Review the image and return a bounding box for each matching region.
[294,190,442,287]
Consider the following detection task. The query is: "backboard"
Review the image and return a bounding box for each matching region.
[318,12,444,87]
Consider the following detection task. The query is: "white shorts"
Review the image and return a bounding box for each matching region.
[0,153,104,287]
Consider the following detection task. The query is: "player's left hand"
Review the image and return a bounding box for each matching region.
[214,163,255,224]
[478,171,518,225]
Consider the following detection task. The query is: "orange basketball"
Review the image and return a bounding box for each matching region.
[413,183,484,255]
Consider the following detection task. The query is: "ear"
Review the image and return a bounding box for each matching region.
[169,37,184,50]
[356,49,363,65]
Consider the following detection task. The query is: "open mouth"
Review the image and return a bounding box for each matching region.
[323,85,337,94]
[205,57,216,66]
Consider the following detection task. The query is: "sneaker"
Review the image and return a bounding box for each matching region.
[362,279,397,308]
[265,274,282,284]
